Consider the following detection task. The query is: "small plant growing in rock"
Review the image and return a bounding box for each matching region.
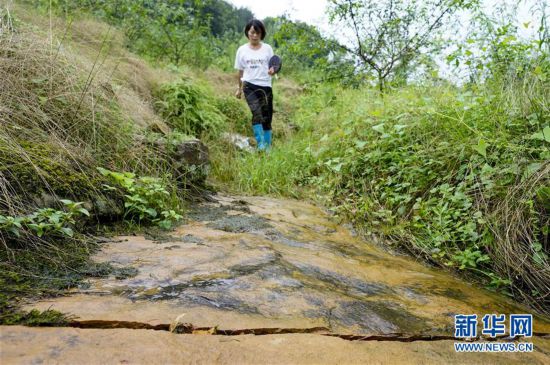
[156,210,183,229]
[97,167,183,229]
[0,200,89,238]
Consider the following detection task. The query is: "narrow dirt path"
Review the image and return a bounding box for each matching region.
[2,194,550,364]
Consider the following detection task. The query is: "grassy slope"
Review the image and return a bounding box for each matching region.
[0,5,181,322]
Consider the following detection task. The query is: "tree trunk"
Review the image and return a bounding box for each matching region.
[377,72,385,94]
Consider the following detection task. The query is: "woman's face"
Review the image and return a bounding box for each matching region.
[247,27,261,43]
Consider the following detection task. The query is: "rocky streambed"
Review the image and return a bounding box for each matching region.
[2,195,550,364]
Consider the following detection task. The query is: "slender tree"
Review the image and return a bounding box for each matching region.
[328,0,477,92]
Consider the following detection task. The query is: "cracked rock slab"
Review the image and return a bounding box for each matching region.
[2,326,550,365]
[23,194,550,336]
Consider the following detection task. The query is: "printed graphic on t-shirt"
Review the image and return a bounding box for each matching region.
[247,58,266,69]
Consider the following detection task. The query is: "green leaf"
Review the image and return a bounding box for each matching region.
[530,126,550,143]
[502,35,517,44]
[157,220,172,229]
[473,139,488,157]
[97,167,110,176]
[48,213,61,224]
[393,124,407,132]
[523,163,542,180]
[60,227,74,237]
[372,123,385,134]
[532,242,542,252]
[77,208,90,217]
[533,251,548,266]
[102,184,117,191]
[9,227,21,237]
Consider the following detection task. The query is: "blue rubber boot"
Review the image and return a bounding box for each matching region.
[264,130,272,149]
[252,124,265,150]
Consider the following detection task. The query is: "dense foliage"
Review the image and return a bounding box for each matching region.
[155,78,226,136]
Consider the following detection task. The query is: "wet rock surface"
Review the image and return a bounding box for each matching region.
[11,194,550,364]
[24,195,550,334]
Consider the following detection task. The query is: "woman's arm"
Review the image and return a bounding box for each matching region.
[235,70,244,99]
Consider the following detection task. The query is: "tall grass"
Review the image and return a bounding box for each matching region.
[0,5,188,320]
[210,137,316,198]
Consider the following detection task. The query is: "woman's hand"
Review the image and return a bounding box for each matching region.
[235,88,242,99]
[268,67,275,76]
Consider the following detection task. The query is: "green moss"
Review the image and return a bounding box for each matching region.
[0,234,140,325]
[0,139,103,199]
[0,275,73,326]
[79,262,138,280]
[1,307,71,326]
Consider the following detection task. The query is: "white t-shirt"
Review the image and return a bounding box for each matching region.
[234,43,274,88]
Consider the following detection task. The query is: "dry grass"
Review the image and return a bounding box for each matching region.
[0,3,180,219]
[0,4,187,314]
[488,162,550,314]
[13,3,173,127]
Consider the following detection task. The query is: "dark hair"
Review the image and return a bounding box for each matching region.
[244,19,266,40]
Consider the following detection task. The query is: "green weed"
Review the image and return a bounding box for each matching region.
[97,167,183,229]
[154,78,226,138]
[0,200,89,239]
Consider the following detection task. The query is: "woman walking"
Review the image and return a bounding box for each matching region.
[234,19,275,150]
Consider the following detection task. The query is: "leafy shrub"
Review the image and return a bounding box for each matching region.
[154,78,226,137]
[0,200,89,239]
[97,167,183,229]
[214,96,250,134]
[309,83,549,310]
